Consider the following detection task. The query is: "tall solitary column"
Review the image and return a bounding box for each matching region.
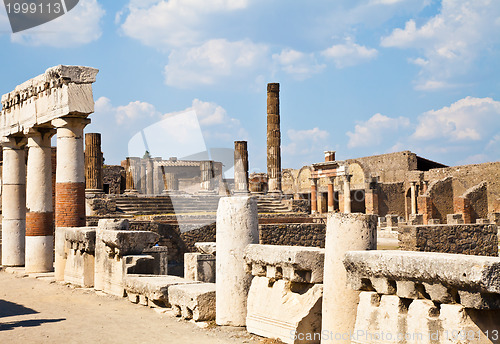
[84,133,103,193]
[343,175,352,214]
[1,138,27,266]
[234,141,249,193]
[310,178,318,214]
[52,117,90,228]
[267,83,281,194]
[25,128,56,273]
[328,177,335,212]
[410,181,417,215]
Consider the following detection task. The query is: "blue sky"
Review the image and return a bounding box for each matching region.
[1,0,499,173]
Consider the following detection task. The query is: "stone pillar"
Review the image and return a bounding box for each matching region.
[365,189,379,215]
[234,141,248,193]
[328,177,335,212]
[153,158,163,195]
[84,133,103,193]
[410,181,417,216]
[165,172,178,192]
[343,175,352,214]
[25,128,56,273]
[146,158,154,195]
[422,181,428,195]
[216,196,259,326]
[321,213,377,344]
[1,138,27,266]
[52,117,89,280]
[200,160,214,191]
[418,195,433,225]
[267,83,281,194]
[139,161,146,194]
[324,150,336,162]
[124,157,138,194]
[310,178,318,214]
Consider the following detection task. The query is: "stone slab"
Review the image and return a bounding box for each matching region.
[168,283,216,321]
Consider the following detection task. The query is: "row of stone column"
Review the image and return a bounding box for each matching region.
[310,174,352,214]
[215,195,376,343]
[2,117,88,272]
[124,157,164,195]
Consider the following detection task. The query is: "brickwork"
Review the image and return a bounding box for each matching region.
[365,190,379,215]
[417,195,434,224]
[26,212,54,236]
[399,224,498,256]
[453,197,472,224]
[378,182,405,217]
[55,182,86,227]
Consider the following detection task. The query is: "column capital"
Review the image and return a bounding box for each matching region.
[51,116,91,129]
[26,127,56,147]
[309,177,318,186]
[1,135,27,149]
[328,176,336,184]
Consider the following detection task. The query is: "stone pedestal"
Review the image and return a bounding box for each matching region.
[234,141,249,193]
[1,139,27,267]
[185,253,216,283]
[216,196,259,326]
[321,213,377,344]
[267,83,281,194]
[64,227,96,287]
[25,128,55,273]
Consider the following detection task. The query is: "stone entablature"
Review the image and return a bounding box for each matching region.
[1,65,98,138]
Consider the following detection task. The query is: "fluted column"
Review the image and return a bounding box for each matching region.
[25,128,56,273]
[124,157,138,194]
[1,138,27,266]
[234,141,248,193]
[84,133,103,193]
[165,172,178,192]
[267,83,281,194]
[200,160,214,191]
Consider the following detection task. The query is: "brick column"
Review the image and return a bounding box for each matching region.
[418,195,433,225]
[25,128,56,273]
[267,83,281,194]
[84,133,103,193]
[234,141,249,193]
[454,197,472,224]
[365,189,379,215]
[52,117,89,228]
[328,177,335,212]
[310,178,318,214]
[343,175,352,213]
[1,138,27,266]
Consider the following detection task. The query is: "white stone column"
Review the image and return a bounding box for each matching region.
[410,181,417,215]
[216,196,259,326]
[52,117,89,280]
[321,213,377,344]
[1,138,27,266]
[146,158,154,195]
[153,158,163,195]
[25,128,56,273]
[343,175,352,214]
[140,161,146,194]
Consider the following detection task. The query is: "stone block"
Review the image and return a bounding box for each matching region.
[385,215,398,228]
[143,246,168,275]
[195,242,216,255]
[124,275,199,308]
[458,290,500,310]
[244,244,324,284]
[447,213,464,224]
[428,218,441,224]
[184,253,215,283]
[371,277,396,295]
[488,213,500,226]
[476,218,491,224]
[246,276,323,344]
[396,281,418,299]
[423,282,453,303]
[168,283,216,321]
[408,214,424,225]
[64,227,96,288]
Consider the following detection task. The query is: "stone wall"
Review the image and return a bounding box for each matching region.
[103,165,125,194]
[259,223,325,248]
[378,182,405,217]
[463,182,488,222]
[427,177,454,223]
[348,151,417,183]
[398,224,498,256]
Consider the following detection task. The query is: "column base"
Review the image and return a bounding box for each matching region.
[25,236,54,273]
[328,206,335,212]
[124,189,139,196]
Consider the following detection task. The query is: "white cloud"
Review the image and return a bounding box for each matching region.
[95,97,160,126]
[120,0,248,49]
[164,39,269,88]
[284,128,330,156]
[272,49,325,80]
[0,4,9,33]
[347,113,410,148]
[321,38,378,68]
[413,96,500,141]
[381,0,500,89]
[10,0,104,47]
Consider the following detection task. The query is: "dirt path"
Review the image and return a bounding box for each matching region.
[0,270,262,344]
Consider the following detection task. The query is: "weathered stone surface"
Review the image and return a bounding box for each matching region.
[99,230,158,256]
[185,253,215,283]
[344,250,500,295]
[97,218,130,231]
[64,227,96,287]
[194,242,216,255]
[246,276,323,344]
[124,275,198,307]
[244,244,324,283]
[398,224,498,256]
[447,213,465,224]
[169,283,216,321]
[143,246,169,275]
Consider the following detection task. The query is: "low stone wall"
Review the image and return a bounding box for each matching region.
[259,223,326,248]
[399,224,498,256]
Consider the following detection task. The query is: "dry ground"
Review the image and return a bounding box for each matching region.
[0,269,263,344]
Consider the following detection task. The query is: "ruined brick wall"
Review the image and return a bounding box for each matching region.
[462,182,488,222]
[427,177,454,223]
[259,223,326,248]
[348,151,417,183]
[103,165,125,194]
[399,224,498,256]
[378,182,405,217]
[424,162,500,213]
